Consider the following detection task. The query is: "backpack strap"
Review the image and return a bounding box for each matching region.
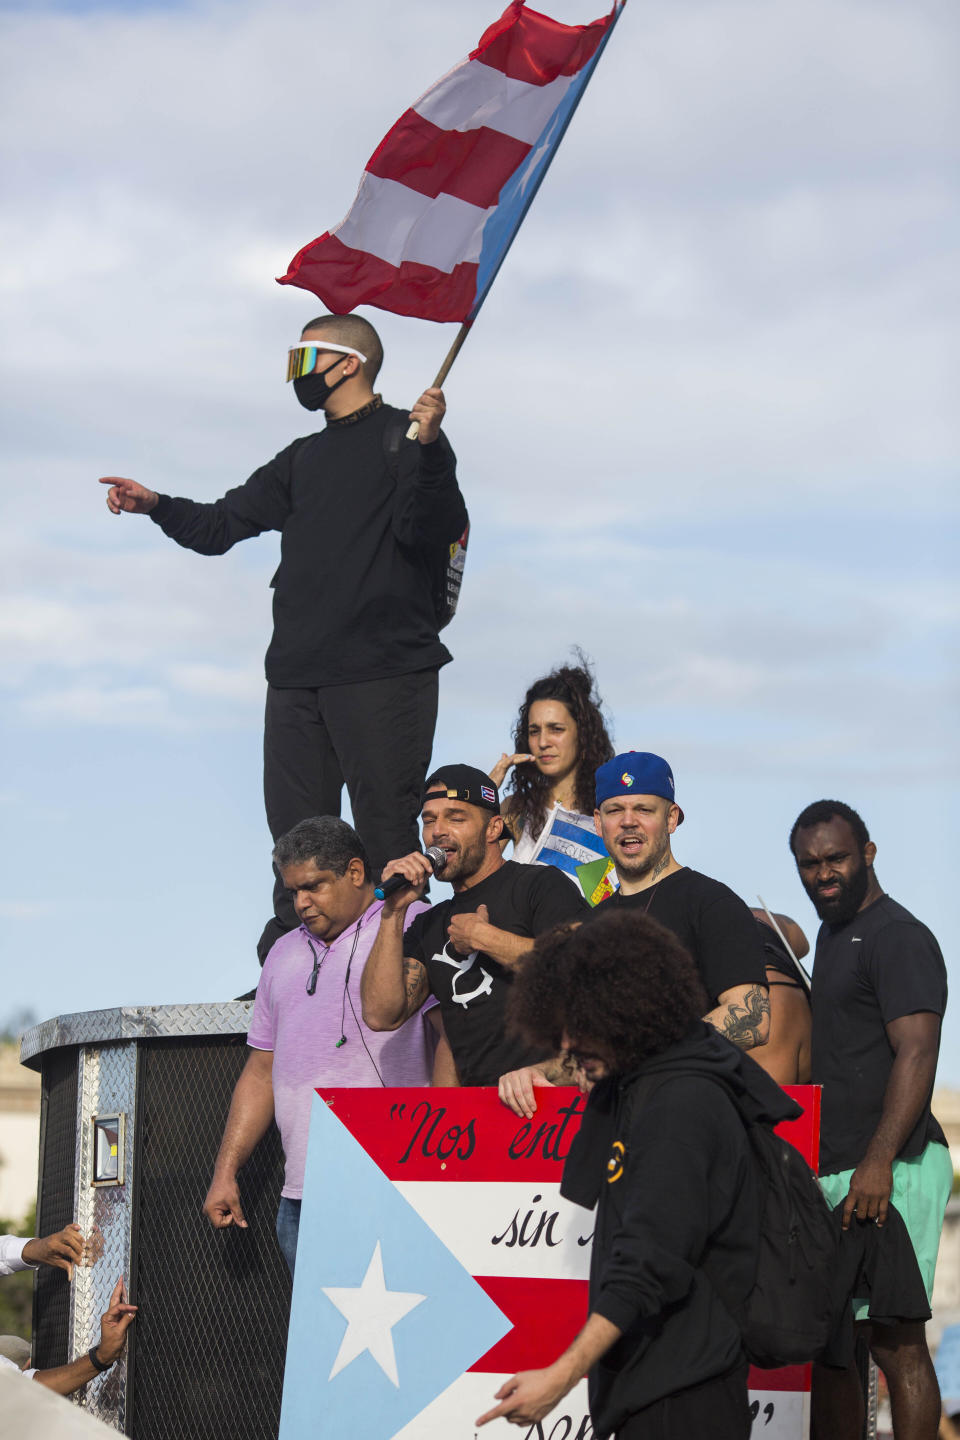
[381,411,467,631]
[618,1071,671,1139]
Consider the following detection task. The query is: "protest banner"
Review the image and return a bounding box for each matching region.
[281,1085,820,1439]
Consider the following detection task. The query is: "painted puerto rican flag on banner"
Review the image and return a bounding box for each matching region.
[280,1086,820,1440]
[278,2,625,323]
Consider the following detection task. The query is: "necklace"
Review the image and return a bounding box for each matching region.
[637,856,676,913]
[305,914,364,996]
[305,937,330,995]
[641,882,660,914]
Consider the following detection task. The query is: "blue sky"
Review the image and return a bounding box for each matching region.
[1,0,958,1075]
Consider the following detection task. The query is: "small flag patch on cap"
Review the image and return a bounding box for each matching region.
[422,764,501,814]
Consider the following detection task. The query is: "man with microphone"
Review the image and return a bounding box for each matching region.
[362,766,588,1085]
[100,313,468,966]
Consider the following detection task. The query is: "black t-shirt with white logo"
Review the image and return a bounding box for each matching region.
[403,860,588,1085]
[583,868,767,1007]
[811,894,947,1174]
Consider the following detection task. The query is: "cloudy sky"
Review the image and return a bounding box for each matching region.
[2,0,957,1075]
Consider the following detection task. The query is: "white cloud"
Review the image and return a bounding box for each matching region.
[167,662,265,702]
[0,900,53,921]
[19,682,177,727]
[1,0,955,530]
[0,0,957,1068]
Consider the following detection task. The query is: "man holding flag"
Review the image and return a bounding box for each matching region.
[98,0,626,971]
[100,313,467,965]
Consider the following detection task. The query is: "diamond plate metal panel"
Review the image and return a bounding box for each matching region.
[72,1042,138,1431]
[20,1003,254,1068]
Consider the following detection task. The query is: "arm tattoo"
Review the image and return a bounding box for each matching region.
[719,985,770,1051]
[402,959,429,1015]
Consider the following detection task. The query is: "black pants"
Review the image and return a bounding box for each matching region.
[616,1363,751,1440]
[257,669,439,962]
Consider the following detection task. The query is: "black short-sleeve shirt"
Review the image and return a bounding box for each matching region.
[757,920,811,992]
[811,895,947,1173]
[582,868,768,1006]
[403,860,588,1086]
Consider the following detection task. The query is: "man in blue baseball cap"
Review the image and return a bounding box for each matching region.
[497,751,773,1117]
[587,751,769,1046]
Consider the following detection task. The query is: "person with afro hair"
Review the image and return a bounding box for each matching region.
[477,909,796,1440]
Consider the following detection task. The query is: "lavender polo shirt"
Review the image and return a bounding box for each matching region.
[247,898,434,1198]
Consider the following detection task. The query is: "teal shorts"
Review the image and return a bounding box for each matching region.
[820,1141,954,1322]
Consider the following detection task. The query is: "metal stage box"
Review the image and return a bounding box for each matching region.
[21,1004,291,1438]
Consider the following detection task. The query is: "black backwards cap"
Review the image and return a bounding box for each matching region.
[421,764,501,815]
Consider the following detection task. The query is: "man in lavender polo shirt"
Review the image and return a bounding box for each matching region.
[203,816,451,1276]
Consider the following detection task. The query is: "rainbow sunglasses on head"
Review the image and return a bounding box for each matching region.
[285,341,367,383]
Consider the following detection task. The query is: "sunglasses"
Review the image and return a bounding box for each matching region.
[285,341,367,383]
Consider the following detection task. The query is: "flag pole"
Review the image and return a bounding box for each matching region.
[406,321,472,440]
[406,0,627,438]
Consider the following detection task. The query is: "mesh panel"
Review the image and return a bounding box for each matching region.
[131,1036,290,1440]
[32,1047,79,1369]
[33,1050,78,1366]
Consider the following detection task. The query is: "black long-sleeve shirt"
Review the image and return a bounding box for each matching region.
[149,403,468,687]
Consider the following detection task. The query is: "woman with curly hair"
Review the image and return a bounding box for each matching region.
[489,654,614,863]
[476,910,798,1440]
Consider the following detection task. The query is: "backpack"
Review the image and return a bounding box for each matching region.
[627,1072,837,1369]
[382,416,469,631]
[723,1105,837,1367]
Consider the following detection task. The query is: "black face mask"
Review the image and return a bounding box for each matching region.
[293,356,351,412]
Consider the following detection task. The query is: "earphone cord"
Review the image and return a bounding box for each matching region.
[339,917,386,1087]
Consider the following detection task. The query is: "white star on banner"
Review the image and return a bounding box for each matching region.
[322,1240,426,1387]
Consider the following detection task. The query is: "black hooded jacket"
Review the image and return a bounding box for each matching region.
[561,1024,799,1437]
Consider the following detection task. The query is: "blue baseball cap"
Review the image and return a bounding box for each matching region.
[595,751,684,823]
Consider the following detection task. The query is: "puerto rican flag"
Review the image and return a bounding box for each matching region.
[278,2,626,324]
[280,1087,819,1439]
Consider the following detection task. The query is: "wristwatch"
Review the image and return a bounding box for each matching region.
[88,1346,113,1372]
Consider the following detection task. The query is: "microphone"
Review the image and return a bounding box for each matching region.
[374,847,445,901]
